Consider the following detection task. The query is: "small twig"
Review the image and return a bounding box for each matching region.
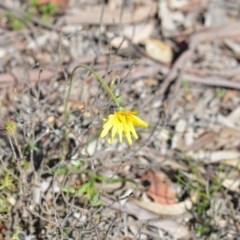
[7,134,17,159]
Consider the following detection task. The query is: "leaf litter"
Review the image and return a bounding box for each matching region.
[0,0,240,239]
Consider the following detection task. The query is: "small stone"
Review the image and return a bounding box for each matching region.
[176,119,187,133]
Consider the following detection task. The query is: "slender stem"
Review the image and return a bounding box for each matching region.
[64,64,120,127]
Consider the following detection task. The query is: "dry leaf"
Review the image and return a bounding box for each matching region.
[222,178,240,192]
[143,38,173,64]
[131,192,198,215]
[223,90,237,102]
[69,100,85,111]
[141,169,175,204]
[0,69,54,88]
[159,0,185,32]
[110,21,154,49]
[64,3,157,25]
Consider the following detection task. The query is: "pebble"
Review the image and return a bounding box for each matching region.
[0,48,6,58]
[175,119,187,133]
[185,127,194,146]
[227,106,240,126]
[73,212,87,222]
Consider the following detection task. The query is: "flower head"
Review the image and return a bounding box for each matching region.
[100,109,148,145]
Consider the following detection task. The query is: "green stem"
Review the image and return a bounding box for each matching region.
[64,64,120,127]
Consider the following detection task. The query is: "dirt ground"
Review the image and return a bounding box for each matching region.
[0,0,240,239]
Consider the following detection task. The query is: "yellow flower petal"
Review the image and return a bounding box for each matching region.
[125,131,133,145]
[100,116,114,137]
[130,115,148,127]
[100,109,148,145]
[117,121,123,143]
[111,115,119,141]
[128,121,138,139]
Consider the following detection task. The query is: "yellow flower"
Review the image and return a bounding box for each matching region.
[100,109,148,145]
